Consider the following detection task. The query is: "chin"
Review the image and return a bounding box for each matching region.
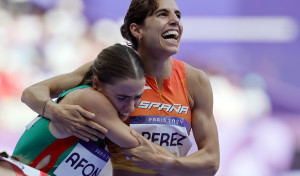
[167,47,179,55]
[120,116,128,122]
[163,43,180,54]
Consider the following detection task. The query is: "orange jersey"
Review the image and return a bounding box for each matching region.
[107,59,192,174]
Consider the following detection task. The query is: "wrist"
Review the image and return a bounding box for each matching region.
[154,155,176,174]
[42,98,55,120]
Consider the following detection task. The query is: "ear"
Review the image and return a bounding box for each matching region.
[93,76,102,91]
[129,23,143,40]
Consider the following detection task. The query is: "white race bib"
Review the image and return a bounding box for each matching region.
[54,140,111,176]
[130,116,192,157]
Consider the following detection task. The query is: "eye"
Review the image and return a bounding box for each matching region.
[117,96,127,101]
[158,12,167,17]
[134,95,143,100]
[176,13,181,19]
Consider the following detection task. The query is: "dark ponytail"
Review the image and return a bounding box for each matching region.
[79,43,144,86]
[121,0,158,50]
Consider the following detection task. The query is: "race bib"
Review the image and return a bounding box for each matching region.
[0,156,49,176]
[54,140,111,176]
[130,116,192,157]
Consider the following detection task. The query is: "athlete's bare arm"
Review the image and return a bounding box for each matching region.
[157,64,220,175]
[21,61,107,141]
[0,160,15,176]
[77,90,139,148]
[121,64,220,176]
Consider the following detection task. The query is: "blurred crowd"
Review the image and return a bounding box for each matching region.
[0,0,299,176]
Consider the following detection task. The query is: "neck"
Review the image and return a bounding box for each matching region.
[139,50,173,90]
[140,52,172,76]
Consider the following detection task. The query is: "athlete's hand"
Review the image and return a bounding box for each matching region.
[121,130,176,171]
[47,102,107,142]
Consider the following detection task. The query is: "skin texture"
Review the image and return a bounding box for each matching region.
[21,0,220,175]
[21,61,105,142]
[0,161,15,176]
[50,77,145,149]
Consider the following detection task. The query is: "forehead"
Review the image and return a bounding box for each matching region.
[156,0,179,11]
[104,78,145,96]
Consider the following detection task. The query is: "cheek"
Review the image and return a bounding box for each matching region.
[145,23,162,36]
[110,99,122,111]
[179,23,183,35]
[135,99,141,107]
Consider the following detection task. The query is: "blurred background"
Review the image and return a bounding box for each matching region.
[0,0,299,175]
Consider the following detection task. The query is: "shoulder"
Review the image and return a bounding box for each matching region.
[74,88,116,115]
[184,62,213,108]
[184,62,210,85]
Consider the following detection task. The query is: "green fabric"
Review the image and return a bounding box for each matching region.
[13,85,106,176]
[13,117,56,164]
[56,85,91,103]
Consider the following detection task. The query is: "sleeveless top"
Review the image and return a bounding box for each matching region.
[107,59,192,174]
[13,85,110,176]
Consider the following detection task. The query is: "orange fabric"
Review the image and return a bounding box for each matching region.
[108,59,191,174]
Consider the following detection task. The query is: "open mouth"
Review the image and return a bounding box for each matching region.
[162,30,179,43]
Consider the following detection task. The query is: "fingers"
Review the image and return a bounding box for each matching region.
[121,131,147,154]
[77,106,95,119]
[69,122,109,141]
[52,104,108,141]
[72,131,90,142]
[77,121,107,139]
[86,122,108,137]
[130,130,147,146]
[76,107,108,136]
[74,129,99,141]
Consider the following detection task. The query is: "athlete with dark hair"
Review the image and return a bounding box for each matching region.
[13,44,146,175]
[21,0,220,175]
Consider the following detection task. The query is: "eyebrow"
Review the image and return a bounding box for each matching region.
[117,93,143,98]
[155,8,181,16]
[175,9,181,16]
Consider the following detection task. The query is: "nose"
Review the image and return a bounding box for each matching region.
[124,100,136,114]
[134,99,141,108]
[169,12,180,25]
